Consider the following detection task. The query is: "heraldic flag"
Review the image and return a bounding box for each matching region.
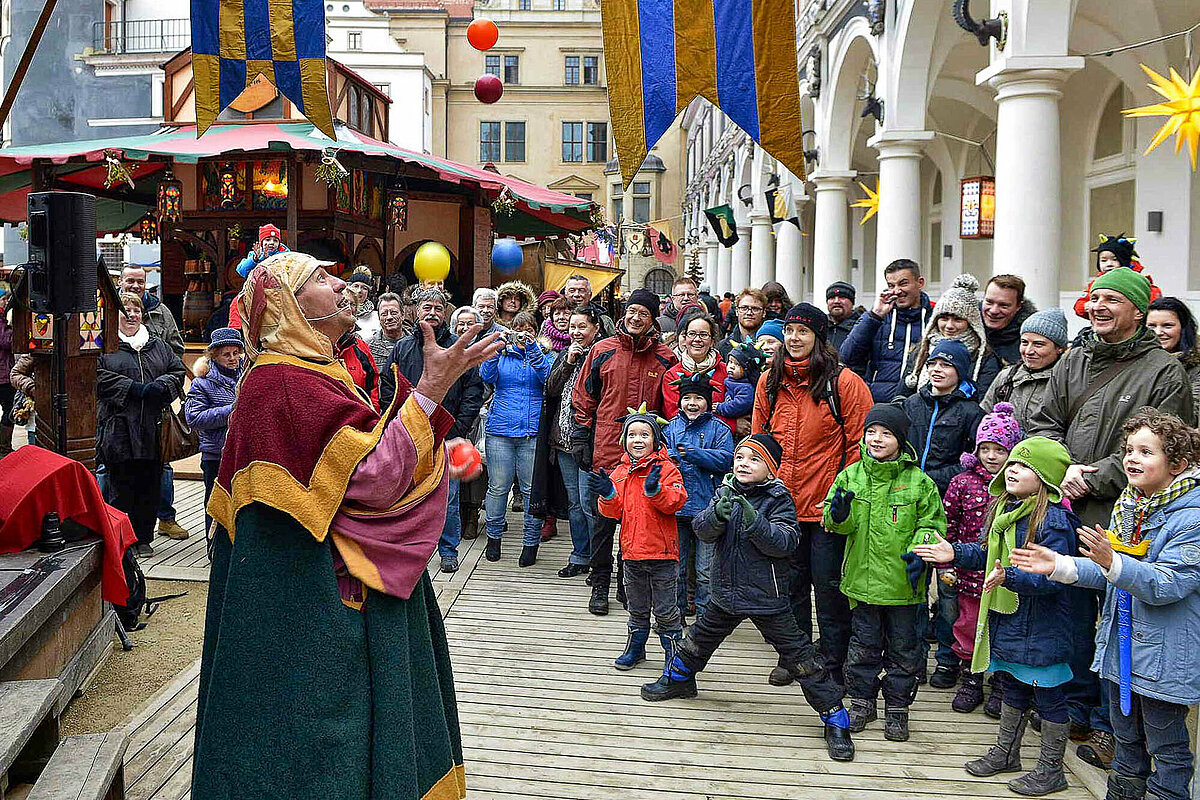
[191,0,336,138]
[601,0,805,187]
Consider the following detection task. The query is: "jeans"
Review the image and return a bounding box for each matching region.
[96,463,113,504]
[1107,679,1193,800]
[110,459,164,545]
[556,450,594,566]
[484,434,542,546]
[623,559,680,633]
[439,478,461,559]
[933,579,960,669]
[1003,673,1069,724]
[676,517,713,617]
[201,459,219,537]
[1064,586,1112,733]
[846,602,923,709]
[158,463,176,522]
[680,601,844,714]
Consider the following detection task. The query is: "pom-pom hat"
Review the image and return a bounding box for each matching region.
[976,402,1023,453]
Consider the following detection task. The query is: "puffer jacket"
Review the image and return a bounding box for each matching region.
[661,358,728,422]
[694,474,800,615]
[750,359,872,522]
[1073,483,1200,705]
[942,453,991,597]
[140,292,184,355]
[572,325,677,469]
[379,323,485,440]
[96,334,187,464]
[838,293,933,401]
[664,411,734,517]
[824,443,947,606]
[184,355,240,459]
[1028,327,1196,526]
[596,447,687,560]
[903,382,985,495]
[715,376,754,421]
[952,501,1081,667]
[980,362,1055,433]
[480,341,550,437]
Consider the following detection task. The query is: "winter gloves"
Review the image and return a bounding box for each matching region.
[829,487,855,524]
[714,488,735,522]
[571,432,593,472]
[644,463,662,496]
[129,380,171,404]
[734,495,756,529]
[900,552,928,592]
[712,487,756,530]
[587,468,615,500]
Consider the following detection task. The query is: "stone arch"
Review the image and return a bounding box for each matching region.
[821,21,879,171]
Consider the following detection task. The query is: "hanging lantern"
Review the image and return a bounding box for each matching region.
[157,169,183,224]
[960,176,996,239]
[219,162,240,208]
[387,191,408,231]
[139,213,159,243]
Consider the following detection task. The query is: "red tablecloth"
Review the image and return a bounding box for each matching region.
[0,446,137,604]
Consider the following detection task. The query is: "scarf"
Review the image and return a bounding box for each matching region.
[677,347,719,374]
[540,318,571,351]
[1111,468,1200,549]
[118,326,150,351]
[354,298,375,320]
[971,496,1036,674]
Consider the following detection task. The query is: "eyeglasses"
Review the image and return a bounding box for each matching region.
[737,305,764,313]
[683,331,712,341]
[626,308,651,319]
[673,291,698,300]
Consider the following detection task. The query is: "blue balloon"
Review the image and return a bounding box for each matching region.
[492,238,523,274]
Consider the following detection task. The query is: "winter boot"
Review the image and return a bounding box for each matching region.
[847,698,877,732]
[966,703,1028,776]
[953,672,985,713]
[640,652,697,701]
[588,571,610,616]
[768,655,795,687]
[0,424,14,458]
[820,706,855,762]
[518,544,538,567]
[658,630,683,671]
[930,663,960,689]
[485,536,502,562]
[1104,772,1148,800]
[884,707,910,742]
[1077,730,1115,770]
[614,628,650,670]
[1008,719,1069,796]
[984,673,1005,719]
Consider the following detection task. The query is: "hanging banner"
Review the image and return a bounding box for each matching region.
[646,220,677,265]
[704,204,738,247]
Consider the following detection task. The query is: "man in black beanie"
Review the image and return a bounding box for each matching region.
[826,281,865,364]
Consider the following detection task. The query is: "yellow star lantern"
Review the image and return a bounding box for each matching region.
[851,181,879,225]
[1122,64,1200,170]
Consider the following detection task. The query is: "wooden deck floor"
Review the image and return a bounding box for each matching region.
[120,481,1100,800]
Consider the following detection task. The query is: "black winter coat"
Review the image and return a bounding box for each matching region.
[902,384,984,495]
[693,475,799,615]
[96,336,187,465]
[379,323,484,440]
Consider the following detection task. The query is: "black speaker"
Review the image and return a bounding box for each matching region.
[26,191,97,314]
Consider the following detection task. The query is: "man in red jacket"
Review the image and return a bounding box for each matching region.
[572,288,678,614]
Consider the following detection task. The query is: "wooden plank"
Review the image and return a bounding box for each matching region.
[0,679,61,775]
[26,731,127,800]
[0,543,101,668]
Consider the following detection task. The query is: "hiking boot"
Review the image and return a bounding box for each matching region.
[1009,719,1069,796]
[158,519,190,540]
[984,675,1005,719]
[847,698,877,732]
[640,653,697,701]
[966,703,1028,776]
[440,556,460,573]
[485,537,501,562]
[821,707,855,762]
[1070,720,1093,742]
[510,493,524,512]
[767,665,795,687]
[558,563,589,578]
[588,578,610,616]
[518,544,538,567]
[1077,730,1115,771]
[930,664,960,689]
[614,628,649,670]
[953,672,985,713]
[884,707,910,742]
[540,518,557,542]
[461,515,480,540]
[1104,772,1148,800]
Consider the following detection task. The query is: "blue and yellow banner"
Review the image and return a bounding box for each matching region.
[601,0,805,187]
[191,0,335,138]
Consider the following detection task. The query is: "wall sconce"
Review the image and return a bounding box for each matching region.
[1147,211,1163,232]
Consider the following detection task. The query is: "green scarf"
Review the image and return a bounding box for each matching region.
[971,497,1036,674]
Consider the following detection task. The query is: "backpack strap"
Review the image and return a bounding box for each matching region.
[1066,358,1136,421]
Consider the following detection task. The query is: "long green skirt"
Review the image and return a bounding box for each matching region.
[192,504,465,799]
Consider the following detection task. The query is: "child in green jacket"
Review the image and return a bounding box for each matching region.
[824,403,947,742]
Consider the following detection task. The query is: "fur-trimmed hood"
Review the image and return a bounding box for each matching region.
[496,280,535,312]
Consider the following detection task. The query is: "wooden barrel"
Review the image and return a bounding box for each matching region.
[182,289,214,334]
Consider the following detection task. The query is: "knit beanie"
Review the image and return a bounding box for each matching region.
[676,301,706,325]
[864,403,910,451]
[782,303,829,342]
[1092,267,1151,315]
[930,274,983,329]
[673,370,715,410]
[737,433,783,474]
[729,340,769,386]
[826,281,856,301]
[537,289,561,307]
[258,223,281,244]
[988,436,1071,502]
[1093,234,1137,268]
[619,403,666,451]
[755,319,784,345]
[626,288,660,319]
[927,339,972,384]
[1020,308,1069,349]
[345,273,372,287]
[976,401,1023,453]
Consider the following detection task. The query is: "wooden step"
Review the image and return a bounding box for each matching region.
[0,680,62,783]
[27,732,128,800]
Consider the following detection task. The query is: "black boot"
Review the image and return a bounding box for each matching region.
[518,544,538,567]
[640,652,697,701]
[1104,772,1147,800]
[847,698,877,732]
[820,707,855,762]
[930,663,960,689]
[768,654,795,686]
[953,671,985,713]
[984,673,1004,718]
[884,707,910,742]
[1008,719,1069,796]
[588,572,610,615]
[485,536,501,562]
[966,702,1028,776]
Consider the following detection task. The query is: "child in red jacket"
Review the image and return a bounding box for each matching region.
[591,405,688,671]
[1073,234,1161,319]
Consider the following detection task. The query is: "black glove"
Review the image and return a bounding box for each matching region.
[900,551,927,593]
[829,487,855,524]
[127,381,147,400]
[644,462,662,496]
[586,468,614,499]
[572,438,593,472]
[143,381,172,404]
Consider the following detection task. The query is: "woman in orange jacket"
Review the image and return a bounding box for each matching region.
[751,303,873,687]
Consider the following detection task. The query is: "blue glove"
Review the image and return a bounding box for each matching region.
[829,487,855,524]
[644,462,662,496]
[901,551,927,593]
[587,468,615,499]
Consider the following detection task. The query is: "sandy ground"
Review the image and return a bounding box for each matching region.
[61,580,209,736]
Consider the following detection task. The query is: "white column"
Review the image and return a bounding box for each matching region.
[983,63,1081,307]
[811,171,855,300]
[730,225,752,292]
[871,133,933,289]
[717,243,732,296]
[705,242,720,292]
[749,211,775,287]
[775,221,802,300]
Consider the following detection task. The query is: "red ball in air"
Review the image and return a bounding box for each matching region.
[474,74,503,104]
[449,441,482,480]
[467,19,499,51]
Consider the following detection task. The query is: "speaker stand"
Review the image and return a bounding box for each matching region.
[53,312,70,456]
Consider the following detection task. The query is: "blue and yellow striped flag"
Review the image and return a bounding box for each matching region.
[601,0,805,187]
[191,0,335,138]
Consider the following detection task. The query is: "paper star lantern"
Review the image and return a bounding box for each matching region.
[1123,64,1200,170]
[851,181,879,225]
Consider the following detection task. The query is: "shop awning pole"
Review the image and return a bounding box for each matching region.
[0,0,60,132]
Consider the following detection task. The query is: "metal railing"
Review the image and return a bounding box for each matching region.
[92,18,190,54]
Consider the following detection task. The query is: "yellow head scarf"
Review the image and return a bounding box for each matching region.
[237,251,340,364]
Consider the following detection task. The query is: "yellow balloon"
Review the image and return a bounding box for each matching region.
[413,241,451,283]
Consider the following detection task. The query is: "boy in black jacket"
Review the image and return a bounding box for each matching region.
[639,434,855,762]
[902,339,984,495]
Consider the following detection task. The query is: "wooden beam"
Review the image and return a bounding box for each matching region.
[285,157,299,249]
[170,78,194,120]
[0,0,59,131]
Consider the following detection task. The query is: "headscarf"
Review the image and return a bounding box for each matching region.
[236,251,340,366]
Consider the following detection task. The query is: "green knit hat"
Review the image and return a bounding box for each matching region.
[988,436,1071,502]
[1092,267,1151,315]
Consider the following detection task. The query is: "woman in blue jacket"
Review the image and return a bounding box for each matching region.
[480,312,551,566]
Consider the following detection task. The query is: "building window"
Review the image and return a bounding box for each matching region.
[611,184,622,222]
[587,122,607,162]
[553,0,565,8]
[583,56,599,85]
[562,122,583,162]
[480,122,501,162]
[374,83,391,98]
[564,56,580,85]
[505,122,526,162]
[485,54,500,77]
[518,0,530,8]
[348,30,362,50]
[574,192,592,201]
[632,180,651,223]
[645,268,674,296]
[504,55,519,85]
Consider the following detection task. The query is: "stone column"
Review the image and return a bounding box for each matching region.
[811,171,855,299]
[705,242,720,293]
[749,211,776,287]
[775,221,802,301]
[730,225,752,292]
[717,243,733,296]
[871,132,933,289]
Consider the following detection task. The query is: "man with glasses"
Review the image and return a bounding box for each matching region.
[717,288,768,358]
[658,277,701,334]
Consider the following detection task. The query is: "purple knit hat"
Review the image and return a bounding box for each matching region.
[976,402,1023,453]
